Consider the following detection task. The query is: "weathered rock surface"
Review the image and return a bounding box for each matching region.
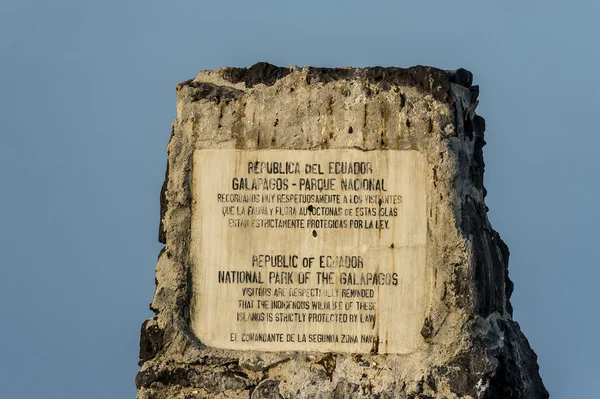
[137,63,548,398]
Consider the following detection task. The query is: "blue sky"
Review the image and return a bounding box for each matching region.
[1,1,598,397]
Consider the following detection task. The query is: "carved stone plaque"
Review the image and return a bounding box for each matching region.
[191,149,427,354]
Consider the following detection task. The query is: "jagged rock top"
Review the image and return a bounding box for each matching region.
[176,62,475,104]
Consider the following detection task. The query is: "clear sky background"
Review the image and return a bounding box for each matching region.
[1,1,598,397]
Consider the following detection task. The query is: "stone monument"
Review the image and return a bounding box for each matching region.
[136,63,548,398]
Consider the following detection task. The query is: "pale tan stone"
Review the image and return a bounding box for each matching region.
[136,64,548,399]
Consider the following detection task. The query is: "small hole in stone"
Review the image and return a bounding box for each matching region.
[307,204,314,213]
[312,230,318,237]
[390,243,395,249]
[290,87,295,92]
[348,127,353,134]
[406,119,411,128]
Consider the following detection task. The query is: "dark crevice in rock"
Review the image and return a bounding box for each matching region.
[224,361,252,383]
[462,195,506,317]
[191,355,240,368]
[158,159,169,244]
[420,316,434,339]
[470,115,487,194]
[317,353,337,379]
[425,372,438,394]
[139,318,164,365]
[472,116,486,192]
[464,114,474,140]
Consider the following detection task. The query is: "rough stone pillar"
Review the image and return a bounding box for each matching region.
[136,63,548,399]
